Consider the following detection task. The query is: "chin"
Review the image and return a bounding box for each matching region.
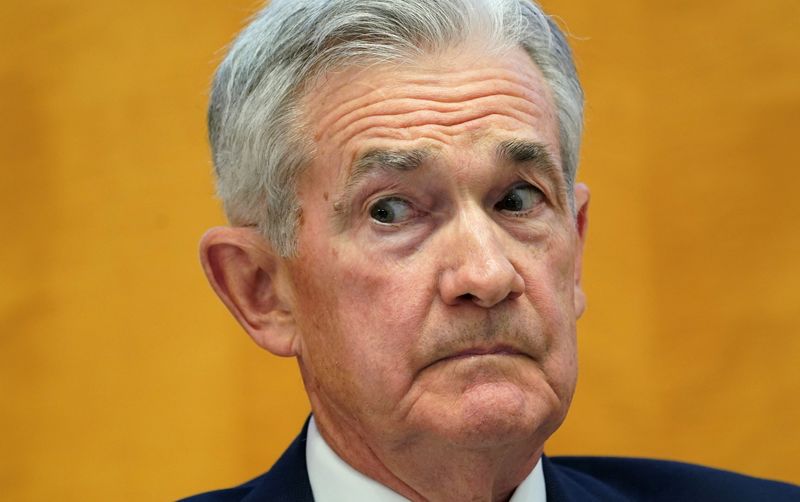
[405,354,573,448]
[439,380,565,449]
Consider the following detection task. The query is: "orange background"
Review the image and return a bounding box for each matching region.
[1,0,798,500]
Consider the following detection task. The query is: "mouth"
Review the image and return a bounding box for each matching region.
[446,345,523,361]
[424,345,528,371]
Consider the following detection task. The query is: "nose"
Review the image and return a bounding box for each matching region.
[438,210,525,308]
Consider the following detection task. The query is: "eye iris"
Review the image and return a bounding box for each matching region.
[502,192,524,211]
[370,202,394,223]
[497,185,542,213]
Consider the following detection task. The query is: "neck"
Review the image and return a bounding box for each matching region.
[311,405,543,502]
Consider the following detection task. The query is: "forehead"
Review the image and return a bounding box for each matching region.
[299,47,561,185]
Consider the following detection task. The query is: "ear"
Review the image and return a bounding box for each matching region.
[199,226,297,357]
[572,183,590,319]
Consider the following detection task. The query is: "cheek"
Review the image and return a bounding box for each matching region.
[289,245,434,398]
[543,238,579,394]
[522,225,576,300]
[519,228,578,348]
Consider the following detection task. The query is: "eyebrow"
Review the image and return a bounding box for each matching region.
[495,139,560,179]
[347,147,432,189]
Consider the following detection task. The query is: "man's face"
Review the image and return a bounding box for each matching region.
[285,47,588,452]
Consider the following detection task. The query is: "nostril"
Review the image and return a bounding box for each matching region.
[507,290,523,301]
[457,293,476,303]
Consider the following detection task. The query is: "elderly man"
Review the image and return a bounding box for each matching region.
[185,0,799,500]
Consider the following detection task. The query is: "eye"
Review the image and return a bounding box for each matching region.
[369,197,414,224]
[495,183,544,213]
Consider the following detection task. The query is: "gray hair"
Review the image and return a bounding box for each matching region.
[209,0,583,256]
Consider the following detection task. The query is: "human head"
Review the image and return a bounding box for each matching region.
[202,2,589,497]
[208,0,583,256]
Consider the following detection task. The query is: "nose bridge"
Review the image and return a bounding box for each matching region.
[438,203,524,308]
[457,205,502,263]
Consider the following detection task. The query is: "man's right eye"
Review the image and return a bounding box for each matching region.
[369,197,413,224]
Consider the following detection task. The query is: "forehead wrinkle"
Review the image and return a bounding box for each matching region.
[309,56,550,142]
[322,78,546,145]
[305,47,554,147]
[330,102,543,160]
[316,64,539,119]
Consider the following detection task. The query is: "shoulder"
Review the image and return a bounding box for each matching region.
[545,455,800,502]
[177,456,312,502]
[177,475,266,502]
[178,421,314,502]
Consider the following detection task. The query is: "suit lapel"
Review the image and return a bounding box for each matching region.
[542,455,602,502]
[243,419,315,502]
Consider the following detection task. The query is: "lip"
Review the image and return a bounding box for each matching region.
[447,345,523,360]
[418,344,534,372]
[426,345,527,370]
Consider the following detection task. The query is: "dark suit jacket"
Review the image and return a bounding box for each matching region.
[181,421,800,501]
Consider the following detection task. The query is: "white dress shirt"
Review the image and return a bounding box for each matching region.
[306,416,547,501]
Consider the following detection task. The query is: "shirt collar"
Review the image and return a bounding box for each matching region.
[306,416,546,502]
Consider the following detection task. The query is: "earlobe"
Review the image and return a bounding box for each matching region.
[572,183,590,318]
[199,227,298,357]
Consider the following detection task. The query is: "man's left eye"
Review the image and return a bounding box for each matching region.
[495,183,544,213]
